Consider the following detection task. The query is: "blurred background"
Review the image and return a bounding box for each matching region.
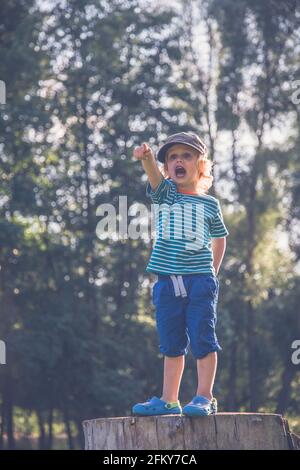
[0,0,300,450]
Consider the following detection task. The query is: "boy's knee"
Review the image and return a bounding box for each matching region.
[160,346,188,357]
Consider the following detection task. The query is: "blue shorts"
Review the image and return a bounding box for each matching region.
[152,273,222,359]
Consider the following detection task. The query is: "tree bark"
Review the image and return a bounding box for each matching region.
[83,413,298,450]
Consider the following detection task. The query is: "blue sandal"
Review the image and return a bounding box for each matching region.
[132,396,182,416]
[183,396,217,416]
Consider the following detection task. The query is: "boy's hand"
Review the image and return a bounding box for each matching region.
[133,142,163,191]
[133,143,155,161]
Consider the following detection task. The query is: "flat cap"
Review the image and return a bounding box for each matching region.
[157,132,207,163]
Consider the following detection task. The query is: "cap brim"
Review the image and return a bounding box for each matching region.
[157,141,203,163]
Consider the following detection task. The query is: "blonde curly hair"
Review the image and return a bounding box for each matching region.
[161,148,214,195]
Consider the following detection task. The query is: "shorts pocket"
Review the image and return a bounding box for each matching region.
[190,275,218,298]
[206,276,218,296]
[152,279,173,305]
[152,281,160,304]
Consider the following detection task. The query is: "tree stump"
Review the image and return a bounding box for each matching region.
[82,413,299,450]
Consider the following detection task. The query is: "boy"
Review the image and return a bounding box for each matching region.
[132,132,229,416]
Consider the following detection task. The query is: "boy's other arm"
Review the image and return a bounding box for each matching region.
[212,237,226,275]
[133,142,163,191]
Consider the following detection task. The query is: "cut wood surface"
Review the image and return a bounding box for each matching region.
[82,413,299,450]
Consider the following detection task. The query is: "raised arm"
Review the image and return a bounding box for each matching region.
[133,142,163,191]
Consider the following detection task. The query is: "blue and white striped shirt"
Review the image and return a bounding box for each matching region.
[146,178,229,275]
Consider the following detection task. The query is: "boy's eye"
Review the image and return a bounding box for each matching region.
[169,153,192,161]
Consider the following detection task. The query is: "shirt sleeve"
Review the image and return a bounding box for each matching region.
[210,200,229,238]
[146,177,176,204]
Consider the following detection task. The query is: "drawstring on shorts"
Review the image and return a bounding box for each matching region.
[170,275,187,298]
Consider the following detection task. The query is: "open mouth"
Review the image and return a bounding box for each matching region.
[175,166,186,178]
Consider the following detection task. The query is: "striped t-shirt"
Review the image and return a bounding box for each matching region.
[146,177,229,275]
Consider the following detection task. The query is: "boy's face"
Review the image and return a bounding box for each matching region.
[165,144,199,187]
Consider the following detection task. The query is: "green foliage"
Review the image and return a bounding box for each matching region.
[0,0,299,449]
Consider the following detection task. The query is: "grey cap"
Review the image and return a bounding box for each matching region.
[157,132,207,163]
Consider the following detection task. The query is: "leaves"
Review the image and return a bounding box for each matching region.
[1,0,300,447]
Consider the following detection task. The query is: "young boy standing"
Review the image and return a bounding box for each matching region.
[132,132,229,416]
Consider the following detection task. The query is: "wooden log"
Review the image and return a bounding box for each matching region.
[82,413,299,450]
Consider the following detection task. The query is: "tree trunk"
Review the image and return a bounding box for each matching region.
[246,300,259,411]
[0,397,4,450]
[47,408,54,450]
[83,413,299,450]
[3,374,15,450]
[63,412,74,450]
[5,399,14,450]
[226,337,238,410]
[76,419,85,450]
[37,411,46,450]
[276,359,297,415]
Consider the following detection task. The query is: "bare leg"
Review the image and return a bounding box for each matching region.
[160,355,185,402]
[196,352,217,400]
